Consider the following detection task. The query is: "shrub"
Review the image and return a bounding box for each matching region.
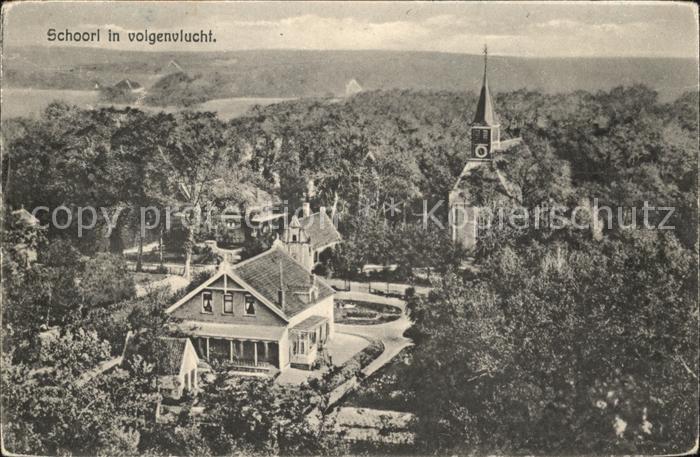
[78,253,136,307]
[322,339,384,391]
[346,310,377,319]
[82,305,132,356]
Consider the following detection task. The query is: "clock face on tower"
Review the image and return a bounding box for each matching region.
[474,144,489,159]
[471,128,492,160]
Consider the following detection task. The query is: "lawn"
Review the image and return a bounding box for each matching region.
[343,347,416,413]
[319,339,385,392]
[132,271,169,285]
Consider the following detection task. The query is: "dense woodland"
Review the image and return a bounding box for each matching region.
[1,85,698,455]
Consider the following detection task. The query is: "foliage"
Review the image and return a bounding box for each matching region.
[1,333,159,456]
[406,233,698,454]
[198,369,346,455]
[240,229,277,260]
[315,338,385,392]
[1,85,697,455]
[38,328,111,378]
[77,252,136,307]
[344,348,415,412]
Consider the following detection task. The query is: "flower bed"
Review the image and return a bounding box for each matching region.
[334,300,401,325]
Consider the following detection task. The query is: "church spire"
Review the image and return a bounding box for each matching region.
[472,44,498,126]
[482,44,488,85]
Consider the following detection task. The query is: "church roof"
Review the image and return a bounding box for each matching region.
[452,139,523,203]
[472,49,499,126]
[473,75,499,126]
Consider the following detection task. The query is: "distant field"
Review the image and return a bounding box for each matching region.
[1,88,294,120]
[1,88,100,119]
[4,46,697,102]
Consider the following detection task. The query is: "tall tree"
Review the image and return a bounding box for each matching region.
[144,111,235,278]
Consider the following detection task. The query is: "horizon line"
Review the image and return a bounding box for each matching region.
[6,44,698,60]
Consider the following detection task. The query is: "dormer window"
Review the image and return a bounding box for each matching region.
[244,294,256,316]
[292,234,298,242]
[202,291,213,313]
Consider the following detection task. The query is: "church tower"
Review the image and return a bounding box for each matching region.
[470,45,500,160]
[450,45,523,250]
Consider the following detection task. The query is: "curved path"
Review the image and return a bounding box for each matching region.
[335,291,412,377]
[326,291,413,406]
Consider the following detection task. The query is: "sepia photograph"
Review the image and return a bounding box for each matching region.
[1,1,698,455]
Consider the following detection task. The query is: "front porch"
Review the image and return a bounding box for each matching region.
[194,337,279,374]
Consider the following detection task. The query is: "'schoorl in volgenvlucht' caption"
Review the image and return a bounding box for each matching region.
[47,28,216,45]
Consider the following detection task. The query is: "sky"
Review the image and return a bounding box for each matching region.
[2,1,698,58]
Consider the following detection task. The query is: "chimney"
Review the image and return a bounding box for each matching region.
[302,202,311,217]
[278,259,286,309]
[278,289,286,309]
[319,206,326,215]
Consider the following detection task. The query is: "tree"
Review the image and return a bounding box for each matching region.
[146,111,236,278]
[1,329,159,456]
[77,253,136,307]
[406,234,698,454]
[198,367,345,455]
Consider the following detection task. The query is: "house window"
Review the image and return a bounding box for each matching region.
[223,293,234,314]
[202,291,213,313]
[292,234,298,242]
[244,294,256,316]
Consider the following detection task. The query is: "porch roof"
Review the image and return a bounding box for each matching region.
[176,321,285,341]
[290,315,328,332]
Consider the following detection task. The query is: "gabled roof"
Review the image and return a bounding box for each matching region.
[232,247,335,317]
[152,338,189,376]
[165,247,335,319]
[165,261,289,322]
[123,336,194,377]
[12,208,40,226]
[115,79,142,91]
[298,212,342,251]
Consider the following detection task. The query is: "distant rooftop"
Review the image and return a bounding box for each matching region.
[298,211,342,251]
